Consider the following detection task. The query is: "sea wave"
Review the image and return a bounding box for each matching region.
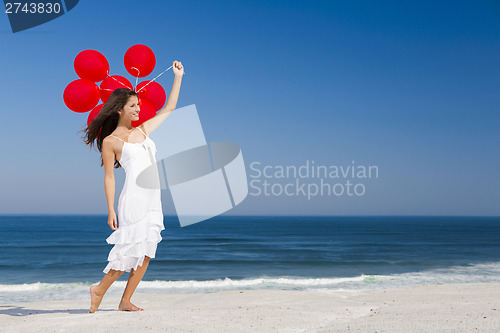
[1,262,500,304]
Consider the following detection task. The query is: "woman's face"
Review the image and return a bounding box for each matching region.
[119,95,140,121]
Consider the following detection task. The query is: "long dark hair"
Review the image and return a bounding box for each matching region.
[80,88,138,169]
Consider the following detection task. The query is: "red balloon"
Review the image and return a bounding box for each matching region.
[74,50,109,82]
[63,79,100,113]
[136,80,166,111]
[87,103,103,127]
[132,98,156,127]
[124,44,156,78]
[99,75,133,103]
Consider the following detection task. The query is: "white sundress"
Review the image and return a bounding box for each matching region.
[103,126,164,274]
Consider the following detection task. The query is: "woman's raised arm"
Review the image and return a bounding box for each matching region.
[141,60,184,136]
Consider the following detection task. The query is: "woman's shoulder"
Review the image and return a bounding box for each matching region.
[103,134,120,145]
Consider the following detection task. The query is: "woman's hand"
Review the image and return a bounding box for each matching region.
[172,60,184,77]
[108,211,118,230]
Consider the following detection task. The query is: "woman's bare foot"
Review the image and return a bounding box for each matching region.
[89,285,104,313]
[119,299,144,311]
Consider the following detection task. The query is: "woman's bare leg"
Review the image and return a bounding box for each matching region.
[119,256,151,311]
[89,269,124,313]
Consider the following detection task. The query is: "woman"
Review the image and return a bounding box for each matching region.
[82,60,184,313]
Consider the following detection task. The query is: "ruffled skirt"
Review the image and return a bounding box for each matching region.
[103,209,165,274]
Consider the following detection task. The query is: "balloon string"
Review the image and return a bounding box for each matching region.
[136,65,173,92]
[107,75,130,88]
[130,67,140,90]
[103,63,182,93]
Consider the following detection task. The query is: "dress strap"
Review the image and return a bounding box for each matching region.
[135,126,148,138]
[109,135,126,143]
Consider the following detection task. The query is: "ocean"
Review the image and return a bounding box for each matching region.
[1,215,499,304]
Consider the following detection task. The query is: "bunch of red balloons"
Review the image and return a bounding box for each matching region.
[63,44,167,127]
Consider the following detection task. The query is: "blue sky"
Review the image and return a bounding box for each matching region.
[0,0,499,216]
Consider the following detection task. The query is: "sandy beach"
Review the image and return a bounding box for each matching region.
[1,282,499,332]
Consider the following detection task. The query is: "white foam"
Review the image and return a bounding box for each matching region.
[2,262,500,304]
